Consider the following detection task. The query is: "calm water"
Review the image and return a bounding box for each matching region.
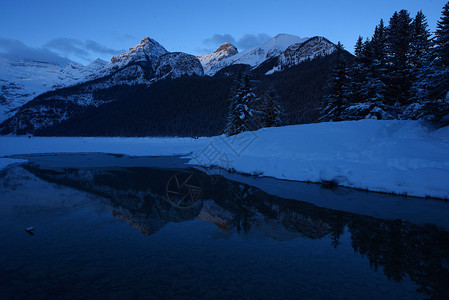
[1,153,449,299]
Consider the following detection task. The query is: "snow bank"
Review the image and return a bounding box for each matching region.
[0,158,28,170]
[1,120,448,199]
[188,120,449,200]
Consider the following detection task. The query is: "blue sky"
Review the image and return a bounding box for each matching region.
[0,0,446,65]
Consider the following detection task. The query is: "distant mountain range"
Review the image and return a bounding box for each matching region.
[0,55,107,122]
[0,34,341,136]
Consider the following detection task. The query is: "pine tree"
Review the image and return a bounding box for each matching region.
[347,36,366,104]
[435,2,449,67]
[224,73,261,136]
[372,19,387,67]
[407,10,432,106]
[259,87,285,128]
[410,11,432,70]
[385,10,413,107]
[320,42,349,121]
[418,1,449,125]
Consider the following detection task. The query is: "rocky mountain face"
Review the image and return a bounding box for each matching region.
[197,42,238,75]
[155,52,204,79]
[268,36,338,74]
[0,37,204,134]
[0,55,107,122]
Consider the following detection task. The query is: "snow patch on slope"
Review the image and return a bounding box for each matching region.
[201,34,308,76]
[266,36,337,75]
[198,42,238,75]
[0,55,106,122]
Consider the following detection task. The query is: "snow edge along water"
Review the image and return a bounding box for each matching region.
[1,120,448,200]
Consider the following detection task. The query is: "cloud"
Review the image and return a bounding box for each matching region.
[237,33,272,49]
[203,34,237,47]
[85,40,124,55]
[44,38,89,59]
[0,37,71,66]
[203,33,272,51]
[114,33,137,42]
[45,38,124,61]
[0,37,125,65]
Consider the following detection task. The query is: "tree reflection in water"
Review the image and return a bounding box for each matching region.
[17,162,449,299]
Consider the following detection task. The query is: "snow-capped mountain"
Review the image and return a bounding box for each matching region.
[198,34,338,77]
[198,42,238,75]
[0,34,339,135]
[266,36,338,74]
[199,34,309,76]
[0,37,204,134]
[0,55,107,122]
[84,37,169,82]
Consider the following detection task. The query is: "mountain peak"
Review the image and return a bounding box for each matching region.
[110,36,168,66]
[215,42,238,55]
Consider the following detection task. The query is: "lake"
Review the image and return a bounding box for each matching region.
[1,153,448,299]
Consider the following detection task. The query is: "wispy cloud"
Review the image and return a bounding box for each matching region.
[0,38,71,66]
[237,33,272,50]
[44,38,90,60]
[0,37,125,65]
[203,34,237,47]
[202,33,272,52]
[45,38,125,61]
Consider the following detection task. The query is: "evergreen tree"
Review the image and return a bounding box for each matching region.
[410,11,432,70]
[347,36,366,104]
[372,19,388,67]
[418,1,449,125]
[408,10,432,105]
[259,87,285,128]
[224,73,261,136]
[385,10,413,107]
[320,42,350,121]
[435,2,449,67]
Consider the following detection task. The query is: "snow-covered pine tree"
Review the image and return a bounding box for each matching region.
[416,2,449,125]
[320,42,350,121]
[259,87,285,128]
[224,71,242,136]
[435,2,449,67]
[224,73,261,136]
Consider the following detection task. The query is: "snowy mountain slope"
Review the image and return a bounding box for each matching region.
[200,34,309,76]
[266,36,338,74]
[197,42,238,75]
[0,55,107,122]
[85,37,169,82]
[0,37,205,134]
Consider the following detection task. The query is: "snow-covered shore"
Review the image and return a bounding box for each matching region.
[1,120,448,199]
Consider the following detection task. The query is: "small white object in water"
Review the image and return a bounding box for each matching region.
[26,227,35,232]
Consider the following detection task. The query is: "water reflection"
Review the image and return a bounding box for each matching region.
[1,155,449,299]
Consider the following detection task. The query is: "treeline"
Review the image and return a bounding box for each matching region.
[36,53,343,137]
[322,3,449,126]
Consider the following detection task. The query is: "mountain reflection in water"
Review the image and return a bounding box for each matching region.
[1,154,448,299]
